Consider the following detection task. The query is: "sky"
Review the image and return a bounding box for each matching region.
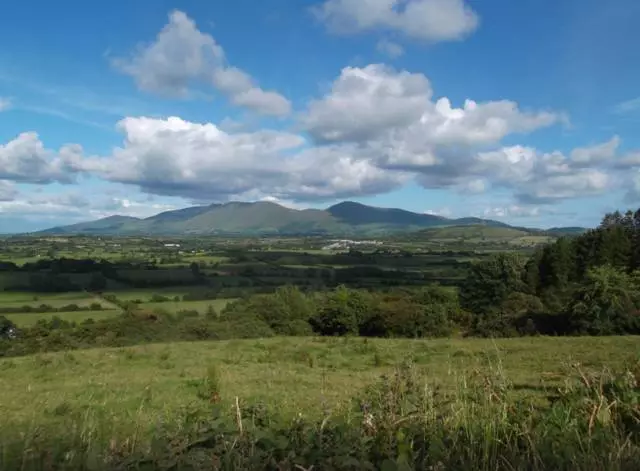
[1,0,640,232]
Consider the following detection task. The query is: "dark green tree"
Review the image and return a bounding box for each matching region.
[459,253,527,316]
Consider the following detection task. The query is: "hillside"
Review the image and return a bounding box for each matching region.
[37,200,583,236]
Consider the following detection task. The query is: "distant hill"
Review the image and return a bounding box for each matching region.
[36,201,586,237]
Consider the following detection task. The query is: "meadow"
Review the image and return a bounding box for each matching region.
[1,336,639,469]
[4,309,122,327]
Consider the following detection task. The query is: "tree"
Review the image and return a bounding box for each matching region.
[190,262,201,278]
[459,253,527,316]
[566,265,640,335]
[311,286,375,336]
[88,273,107,292]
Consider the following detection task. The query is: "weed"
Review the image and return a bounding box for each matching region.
[373,351,384,367]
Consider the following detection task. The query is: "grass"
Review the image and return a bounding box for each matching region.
[0,336,636,429]
[4,309,122,327]
[0,336,639,469]
[138,298,237,314]
[0,292,95,303]
[102,288,211,302]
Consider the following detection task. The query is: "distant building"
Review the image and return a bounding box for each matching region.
[164,243,181,248]
[321,239,382,250]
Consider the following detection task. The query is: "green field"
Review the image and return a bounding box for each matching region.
[138,298,236,314]
[102,288,209,302]
[4,309,122,327]
[0,292,95,303]
[1,336,637,434]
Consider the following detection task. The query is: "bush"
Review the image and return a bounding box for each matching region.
[150,294,170,303]
[311,286,375,336]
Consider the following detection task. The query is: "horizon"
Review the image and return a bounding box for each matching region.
[1,0,640,233]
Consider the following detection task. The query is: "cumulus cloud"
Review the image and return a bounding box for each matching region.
[570,136,620,166]
[302,64,433,143]
[315,0,479,42]
[302,65,559,148]
[112,10,291,116]
[516,171,611,204]
[0,132,84,184]
[376,39,404,58]
[0,97,12,111]
[474,142,617,204]
[82,116,405,202]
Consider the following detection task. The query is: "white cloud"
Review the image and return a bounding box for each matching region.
[113,10,291,116]
[302,64,433,143]
[623,171,640,202]
[0,132,84,184]
[516,170,611,204]
[82,116,404,202]
[0,97,12,111]
[0,188,181,225]
[0,181,16,201]
[302,65,559,148]
[613,97,640,114]
[460,178,486,194]
[315,0,479,42]
[483,205,541,219]
[425,207,451,217]
[376,39,404,58]
[570,136,620,166]
[474,141,617,204]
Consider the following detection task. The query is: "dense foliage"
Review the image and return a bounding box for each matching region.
[460,209,640,336]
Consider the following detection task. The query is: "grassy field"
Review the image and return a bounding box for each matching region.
[0,292,116,309]
[0,292,95,303]
[1,336,638,469]
[4,309,122,327]
[1,336,637,432]
[138,298,236,314]
[102,288,211,302]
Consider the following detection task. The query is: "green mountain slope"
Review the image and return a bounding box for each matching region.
[36,201,585,236]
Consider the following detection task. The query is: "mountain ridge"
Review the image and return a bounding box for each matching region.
[36,201,586,236]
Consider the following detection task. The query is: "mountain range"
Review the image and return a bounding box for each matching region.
[36,201,585,236]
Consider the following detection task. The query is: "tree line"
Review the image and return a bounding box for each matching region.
[461,209,640,336]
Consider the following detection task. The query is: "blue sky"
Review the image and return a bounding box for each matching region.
[1,0,640,232]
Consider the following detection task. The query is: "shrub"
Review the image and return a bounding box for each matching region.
[150,294,170,303]
[311,286,375,336]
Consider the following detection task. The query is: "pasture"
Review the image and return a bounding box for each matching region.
[4,309,122,327]
[1,335,637,433]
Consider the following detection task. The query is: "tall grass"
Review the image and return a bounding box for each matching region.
[1,360,638,470]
